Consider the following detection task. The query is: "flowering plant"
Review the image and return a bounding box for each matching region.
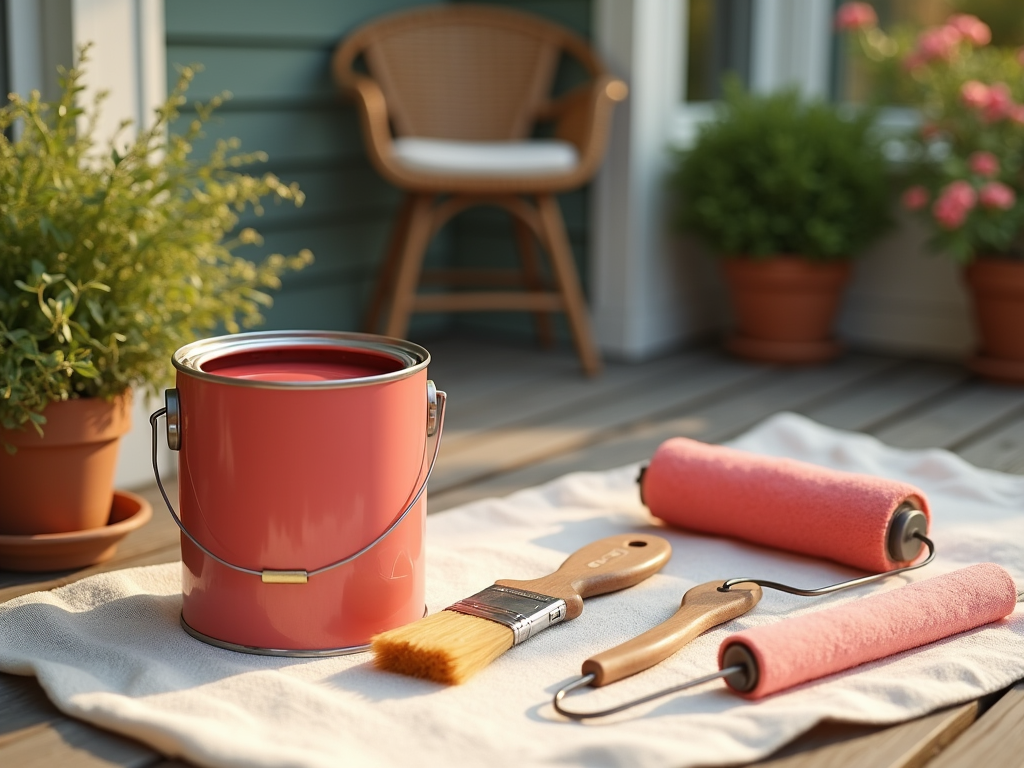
[837,3,1024,262]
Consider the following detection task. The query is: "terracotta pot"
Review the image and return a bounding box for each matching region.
[722,257,851,363]
[0,394,132,535]
[965,258,1024,384]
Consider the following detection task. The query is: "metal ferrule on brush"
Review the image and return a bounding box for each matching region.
[446,585,567,645]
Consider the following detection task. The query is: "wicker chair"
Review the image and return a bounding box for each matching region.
[332,5,627,376]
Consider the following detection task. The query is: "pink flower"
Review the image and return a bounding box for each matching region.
[984,83,1013,122]
[917,25,961,61]
[902,52,927,72]
[968,151,1000,177]
[1011,105,1024,125]
[902,186,930,211]
[946,14,991,46]
[933,181,977,230]
[979,182,1016,210]
[961,81,990,109]
[835,2,877,30]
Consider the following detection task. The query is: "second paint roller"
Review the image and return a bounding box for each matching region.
[554,563,1020,718]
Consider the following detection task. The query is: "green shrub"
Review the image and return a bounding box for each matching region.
[0,50,313,435]
[671,83,891,260]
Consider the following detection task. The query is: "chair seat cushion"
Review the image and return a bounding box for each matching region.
[391,138,579,177]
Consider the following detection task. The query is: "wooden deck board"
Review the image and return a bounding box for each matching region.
[432,351,773,493]
[432,353,899,510]
[0,717,157,768]
[872,383,1024,450]
[0,481,181,603]
[925,683,1024,768]
[803,361,968,434]
[1,340,1021,768]
[757,702,978,768]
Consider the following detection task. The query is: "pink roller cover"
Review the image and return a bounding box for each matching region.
[643,438,930,573]
[720,563,1019,699]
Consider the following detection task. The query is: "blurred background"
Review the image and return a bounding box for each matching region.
[5,0,1021,363]
[4,0,1024,487]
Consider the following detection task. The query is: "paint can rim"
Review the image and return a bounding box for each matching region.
[172,330,430,390]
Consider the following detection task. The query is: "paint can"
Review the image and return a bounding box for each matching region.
[150,331,445,656]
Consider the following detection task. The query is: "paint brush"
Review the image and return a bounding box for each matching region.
[371,534,672,684]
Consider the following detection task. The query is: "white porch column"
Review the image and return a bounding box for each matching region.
[749,0,833,97]
[591,0,696,361]
[6,0,169,489]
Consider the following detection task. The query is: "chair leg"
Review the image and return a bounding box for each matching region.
[512,216,555,349]
[364,194,415,333]
[384,195,435,340]
[535,194,603,376]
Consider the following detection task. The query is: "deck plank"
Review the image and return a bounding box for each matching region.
[0,717,159,768]
[431,353,899,510]
[955,414,1024,473]
[431,352,775,493]
[438,348,706,440]
[0,675,65,747]
[804,361,968,434]
[872,383,1024,450]
[756,702,977,768]
[925,683,1024,768]
[0,481,181,602]
[425,339,581,425]
[1,340,1021,768]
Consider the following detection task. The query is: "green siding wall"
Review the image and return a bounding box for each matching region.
[165,0,448,336]
[166,0,593,344]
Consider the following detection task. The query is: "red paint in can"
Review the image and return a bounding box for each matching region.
[153,332,444,655]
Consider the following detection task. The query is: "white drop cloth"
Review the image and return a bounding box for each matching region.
[1,413,1022,768]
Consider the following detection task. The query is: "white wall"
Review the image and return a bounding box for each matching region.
[591,0,699,361]
[592,0,975,362]
[840,214,974,359]
[6,0,171,488]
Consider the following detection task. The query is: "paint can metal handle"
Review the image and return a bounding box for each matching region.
[148,383,447,583]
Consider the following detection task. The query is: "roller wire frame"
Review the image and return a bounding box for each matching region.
[718,530,935,597]
[554,529,936,721]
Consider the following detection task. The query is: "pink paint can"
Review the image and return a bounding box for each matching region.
[150,331,445,656]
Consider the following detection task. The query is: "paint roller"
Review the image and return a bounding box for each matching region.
[553,563,1021,718]
[638,437,936,596]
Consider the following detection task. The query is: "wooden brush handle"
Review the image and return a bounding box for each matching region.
[582,580,762,686]
[496,534,671,621]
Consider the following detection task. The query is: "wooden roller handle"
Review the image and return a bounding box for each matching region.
[582,580,762,686]
[496,533,672,621]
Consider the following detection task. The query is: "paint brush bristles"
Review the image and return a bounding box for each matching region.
[371,611,514,685]
[370,534,673,685]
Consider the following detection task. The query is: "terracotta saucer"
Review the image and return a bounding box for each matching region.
[968,355,1024,385]
[0,490,152,572]
[727,334,844,364]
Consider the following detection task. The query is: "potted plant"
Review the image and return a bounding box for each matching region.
[0,50,312,563]
[838,4,1024,383]
[671,83,891,363]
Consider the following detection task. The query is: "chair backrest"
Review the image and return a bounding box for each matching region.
[337,5,601,141]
